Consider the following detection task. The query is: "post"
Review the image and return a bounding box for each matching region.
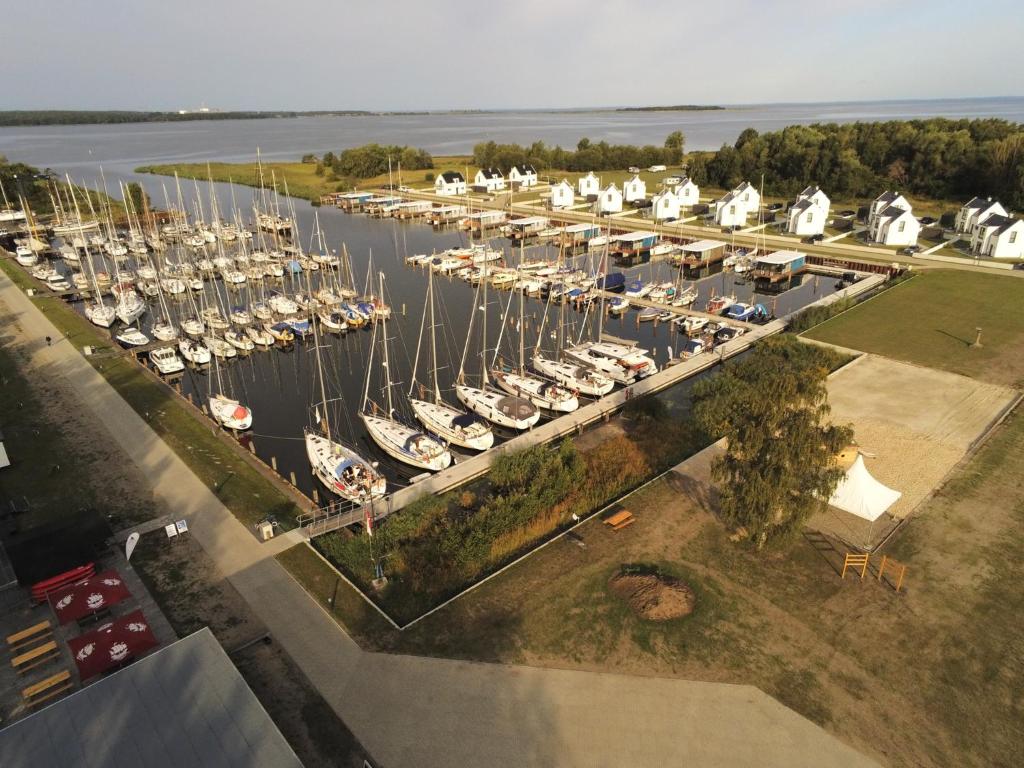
[312,488,319,504]
[971,327,983,348]
[271,456,278,472]
[289,471,297,487]
[248,441,256,455]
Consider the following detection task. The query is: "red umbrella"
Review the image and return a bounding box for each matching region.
[49,569,132,625]
[68,609,159,680]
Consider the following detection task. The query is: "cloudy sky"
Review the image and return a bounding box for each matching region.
[6,0,1021,111]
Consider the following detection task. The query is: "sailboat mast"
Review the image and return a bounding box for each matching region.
[312,297,332,441]
[379,272,394,416]
[429,268,440,401]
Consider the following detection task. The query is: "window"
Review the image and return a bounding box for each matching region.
[1011,231,1018,244]
[729,205,736,214]
[898,221,906,232]
[806,213,813,223]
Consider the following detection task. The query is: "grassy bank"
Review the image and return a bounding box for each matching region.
[0,258,302,529]
[804,269,1024,386]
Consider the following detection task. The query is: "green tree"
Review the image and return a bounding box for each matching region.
[664,130,686,164]
[692,337,853,550]
[124,182,150,214]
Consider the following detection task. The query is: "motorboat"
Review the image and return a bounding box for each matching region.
[115,327,150,347]
[149,346,185,375]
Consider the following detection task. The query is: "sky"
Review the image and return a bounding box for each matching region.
[5,0,1022,112]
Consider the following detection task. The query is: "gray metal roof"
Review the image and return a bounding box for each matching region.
[0,627,302,768]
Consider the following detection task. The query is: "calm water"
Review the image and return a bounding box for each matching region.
[2,97,1022,182]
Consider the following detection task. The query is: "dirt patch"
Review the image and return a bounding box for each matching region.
[608,571,696,621]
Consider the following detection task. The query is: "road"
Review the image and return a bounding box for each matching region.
[0,269,880,767]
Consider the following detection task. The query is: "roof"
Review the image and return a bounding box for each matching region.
[679,239,727,252]
[477,168,502,179]
[675,177,695,187]
[564,222,599,233]
[799,185,820,197]
[511,164,536,175]
[828,454,901,522]
[508,216,548,227]
[614,230,658,242]
[879,204,913,220]
[874,190,899,203]
[0,628,301,768]
[755,250,805,265]
[962,196,997,211]
[791,199,816,213]
[438,171,464,183]
[601,183,621,194]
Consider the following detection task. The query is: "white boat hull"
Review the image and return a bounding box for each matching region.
[456,385,540,430]
[360,413,452,471]
[410,398,494,451]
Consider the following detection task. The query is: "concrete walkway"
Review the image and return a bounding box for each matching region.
[0,271,879,767]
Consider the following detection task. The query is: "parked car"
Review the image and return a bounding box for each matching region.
[627,166,640,174]
[648,164,667,172]
[805,233,825,244]
[902,245,922,255]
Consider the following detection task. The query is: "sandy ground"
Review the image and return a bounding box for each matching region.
[823,354,1017,518]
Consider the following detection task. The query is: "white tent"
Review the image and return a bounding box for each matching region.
[828,455,901,522]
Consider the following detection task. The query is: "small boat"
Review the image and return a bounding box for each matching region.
[675,315,709,336]
[229,308,253,326]
[706,293,736,315]
[671,286,698,307]
[179,339,211,365]
[531,353,615,397]
[245,326,275,347]
[115,292,147,325]
[225,330,255,352]
[724,303,757,322]
[150,346,185,375]
[151,321,178,341]
[638,307,660,322]
[305,431,387,503]
[15,245,38,267]
[681,337,711,359]
[264,322,295,344]
[318,311,348,333]
[286,317,313,339]
[45,273,71,292]
[85,304,116,328]
[657,310,673,322]
[181,318,205,338]
[115,327,150,347]
[203,335,237,359]
[209,394,252,430]
[607,296,630,315]
[456,385,540,430]
[492,369,579,412]
[625,280,653,299]
[715,326,743,344]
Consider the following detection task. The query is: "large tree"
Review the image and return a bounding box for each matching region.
[692,337,853,549]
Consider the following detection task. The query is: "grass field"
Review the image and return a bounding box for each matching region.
[0,259,302,529]
[281,405,1024,768]
[804,269,1024,386]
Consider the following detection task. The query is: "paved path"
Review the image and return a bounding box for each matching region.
[0,270,879,767]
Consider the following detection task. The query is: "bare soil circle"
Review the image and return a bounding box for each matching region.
[609,571,696,621]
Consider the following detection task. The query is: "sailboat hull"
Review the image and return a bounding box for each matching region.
[410,398,494,451]
[305,432,386,503]
[360,413,452,471]
[532,354,615,397]
[456,385,540,430]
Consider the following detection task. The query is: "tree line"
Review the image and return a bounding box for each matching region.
[471,132,685,174]
[0,110,373,126]
[307,144,434,179]
[687,118,1024,207]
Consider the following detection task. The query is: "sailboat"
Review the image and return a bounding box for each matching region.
[532,286,614,397]
[208,356,252,430]
[67,182,116,328]
[360,274,452,472]
[304,296,386,503]
[408,268,494,451]
[491,279,578,412]
[456,263,540,430]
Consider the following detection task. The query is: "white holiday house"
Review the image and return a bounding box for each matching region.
[623,174,647,204]
[549,179,575,209]
[673,177,700,208]
[651,189,681,221]
[970,214,1024,258]
[868,191,911,229]
[870,205,920,246]
[787,186,830,237]
[595,184,623,215]
[473,168,505,193]
[714,188,749,227]
[434,171,466,196]
[955,197,1008,234]
[733,181,761,213]
[577,172,600,199]
[508,164,538,189]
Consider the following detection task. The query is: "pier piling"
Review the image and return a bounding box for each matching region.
[289,471,297,487]
[271,456,278,471]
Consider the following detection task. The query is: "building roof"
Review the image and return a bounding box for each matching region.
[756,250,805,265]
[0,628,301,768]
[799,185,821,198]
[791,199,816,213]
[601,183,621,194]
[477,168,502,179]
[511,164,536,175]
[614,230,658,242]
[679,239,727,252]
[734,181,755,193]
[874,190,899,204]
[439,171,464,183]
[962,196,997,211]
[879,204,913,220]
[676,177,695,187]
[509,216,548,228]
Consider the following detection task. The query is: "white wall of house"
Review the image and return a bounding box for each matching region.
[873,211,920,246]
[651,190,681,221]
[735,183,760,212]
[435,176,466,196]
[955,199,1008,234]
[577,172,600,198]
[473,169,505,192]
[508,166,538,188]
[674,180,699,207]
[972,219,1024,258]
[595,184,623,214]
[550,181,575,209]
[798,187,831,213]
[623,175,647,203]
[787,203,826,236]
[715,198,748,227]
[868,192,910,226]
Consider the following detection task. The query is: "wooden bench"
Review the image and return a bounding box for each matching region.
[604,510,633,527]
[11,640,59,675]
[22,670,73,709]
[612,517,637,532]
[6,620,52,654]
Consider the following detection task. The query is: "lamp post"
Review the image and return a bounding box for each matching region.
[972,327,983,348]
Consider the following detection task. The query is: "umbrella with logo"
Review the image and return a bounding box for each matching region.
[49,569,132,625]
[67,609,159,680]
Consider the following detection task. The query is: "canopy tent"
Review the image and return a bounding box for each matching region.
[68,609,159,680]
[49,569,131,625]
[828,455,902,522]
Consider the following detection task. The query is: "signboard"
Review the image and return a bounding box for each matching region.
[164,524,178,539]
[175,520,189,535]
[125,532,140,562]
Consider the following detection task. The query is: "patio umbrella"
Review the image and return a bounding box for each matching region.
[68,609,159,680]
[50,569,131,625]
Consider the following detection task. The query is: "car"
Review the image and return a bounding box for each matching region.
[648,164,667,173]
[902,245,921,255]
[805,233,825,244]
[627,166,640,174]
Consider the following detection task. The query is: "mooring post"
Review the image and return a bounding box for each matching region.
[312,488,319,504]
[271,456,278,472]
[289,471,297,487]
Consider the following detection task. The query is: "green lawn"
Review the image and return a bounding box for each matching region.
[1,259,302,528]
[804,269,1024,386]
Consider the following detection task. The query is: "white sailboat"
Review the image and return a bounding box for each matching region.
[408,268,494,451]
[208,356,252,430]
[360,273,452,472]
[456,263,540,430]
